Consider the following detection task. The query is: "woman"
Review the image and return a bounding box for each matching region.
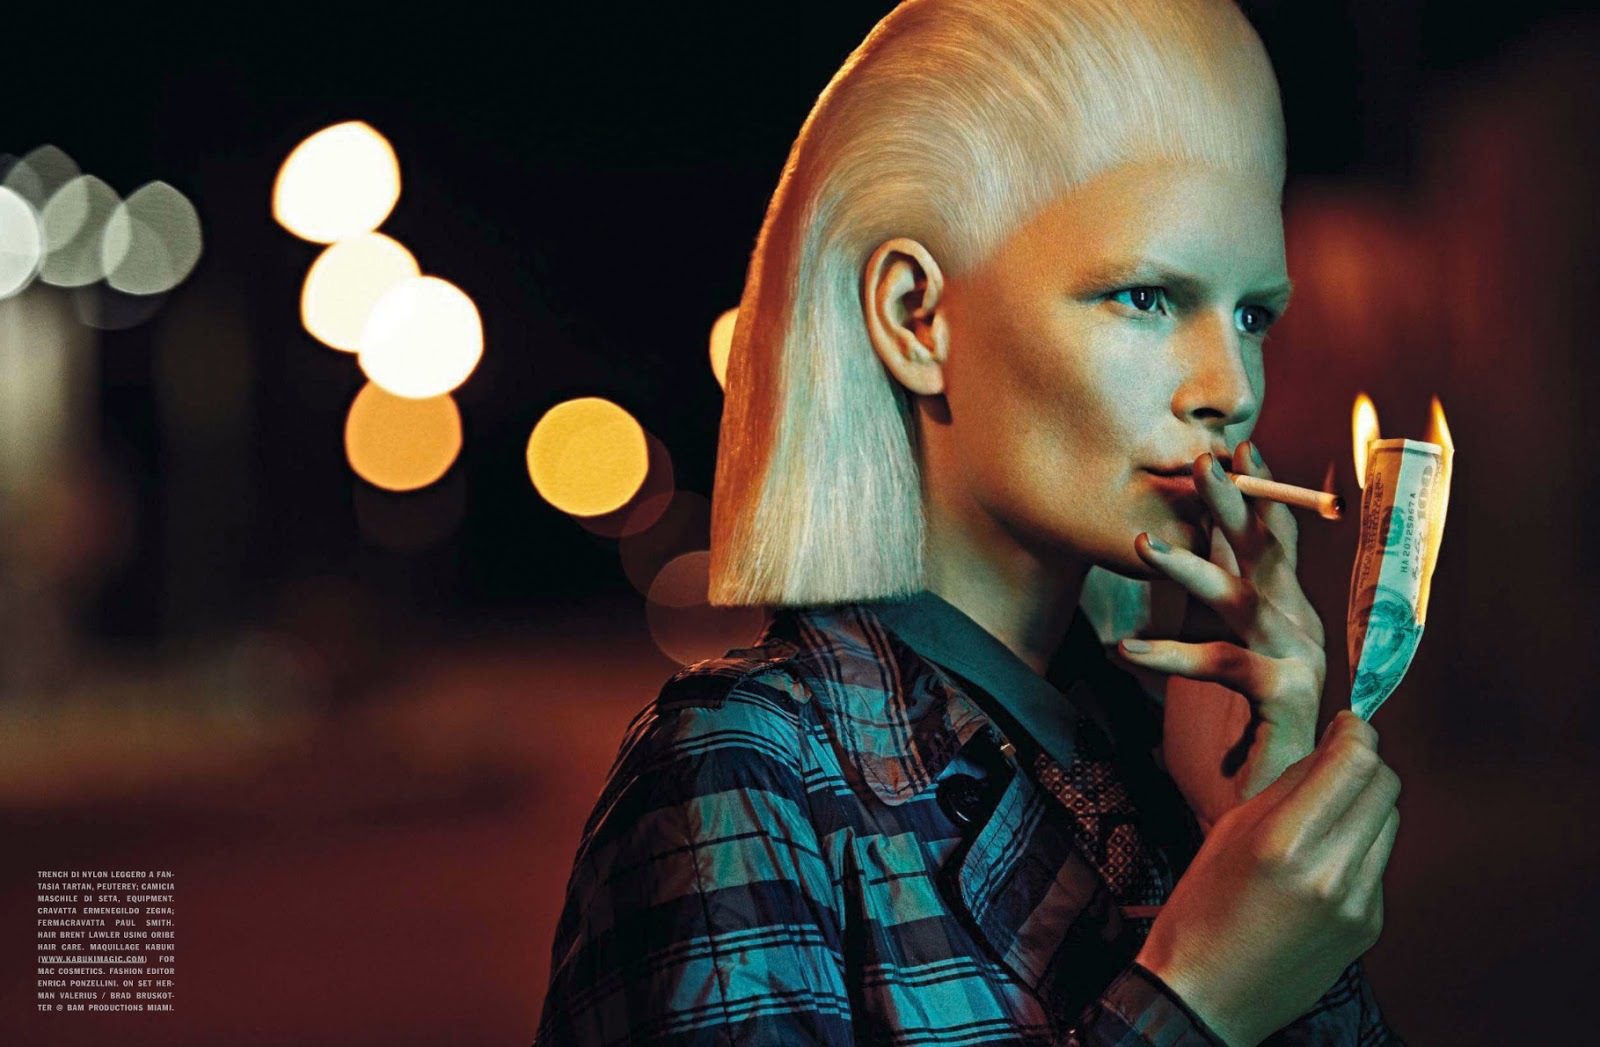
[535,1,1402,1043]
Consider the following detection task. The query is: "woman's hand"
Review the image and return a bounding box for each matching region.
[1135,711,1401,1046]
[1116,439,1326,829]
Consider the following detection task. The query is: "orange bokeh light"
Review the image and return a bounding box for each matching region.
[344,382,462,492]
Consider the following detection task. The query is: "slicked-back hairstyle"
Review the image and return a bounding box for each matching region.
[708,0,1286,608]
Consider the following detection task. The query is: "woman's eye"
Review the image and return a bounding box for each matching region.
[1110,286,1168,314]
[1236,303,1277,337]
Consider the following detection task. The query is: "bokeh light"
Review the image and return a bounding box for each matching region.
[573,430,676,539]
[644,550,767,665]
[525,397,649,517]
[618,490,711,596]
[301,233,419,352]
[39,174,119,288]
[272,121,401,244]
[709,306,738,389]
[0,187,42,299]
[344,381,462,492]
[3,144,79,210]
[358,275,483,398]
[101,180,204,295]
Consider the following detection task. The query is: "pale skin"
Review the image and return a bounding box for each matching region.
[862,159,1401,1045]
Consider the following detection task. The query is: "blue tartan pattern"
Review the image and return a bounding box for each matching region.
[534,602,1400,1045]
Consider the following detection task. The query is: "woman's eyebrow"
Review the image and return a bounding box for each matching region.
[1078,259,1294,310]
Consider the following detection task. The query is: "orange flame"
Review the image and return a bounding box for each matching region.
[1352,393,1380,489]
[1424,395,1453,455]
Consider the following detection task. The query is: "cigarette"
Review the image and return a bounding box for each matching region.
[1227,473,1344,520]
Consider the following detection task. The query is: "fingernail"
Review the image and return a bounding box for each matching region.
[1209,455,1227,481]
[1121,638,1152,654]
[1144,533,1171,554]
[1250,442,1264,468]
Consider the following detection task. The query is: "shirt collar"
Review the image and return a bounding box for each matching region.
[868,589,1110,773]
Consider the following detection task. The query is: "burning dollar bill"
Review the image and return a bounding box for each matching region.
[1346,396,1454,720]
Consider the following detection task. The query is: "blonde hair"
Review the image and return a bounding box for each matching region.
[708,0,1286,608]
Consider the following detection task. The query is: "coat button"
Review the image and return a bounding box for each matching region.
[937,774,992,829]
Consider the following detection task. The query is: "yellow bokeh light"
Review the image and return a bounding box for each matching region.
[526,397,649,516]
[344,381,462,491]
[709,307,737,389]
[272,121,401,244]
[302,233,419,352]
[358,275,483,398]
[573,431,676,539]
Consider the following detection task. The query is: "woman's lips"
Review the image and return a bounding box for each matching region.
[1141,468,1210,524]
[1142,468,1199,495]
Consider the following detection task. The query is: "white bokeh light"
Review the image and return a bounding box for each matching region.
[101,181,204,295]
[0,187,43,299]
[39,174,120,288]
[358,276,483,398]
[301,233,419,351]
[3,145,80,211]
[272,121,401,244]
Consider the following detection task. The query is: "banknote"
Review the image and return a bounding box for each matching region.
[1346,438,1448,720]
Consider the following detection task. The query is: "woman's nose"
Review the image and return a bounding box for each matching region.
[1169,312,1259,428]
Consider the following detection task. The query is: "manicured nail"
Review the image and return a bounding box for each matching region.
[1121,638,1152,654]
[1250,442,1264,468]
[1209,455,1227,481]
[1144,533,1171,554]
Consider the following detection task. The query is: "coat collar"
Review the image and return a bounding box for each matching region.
[764,601,992,806]
[763,595,1164,808]
[868,589,1114,774]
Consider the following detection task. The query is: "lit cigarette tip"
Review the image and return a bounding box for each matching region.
[1226,472,1344,521]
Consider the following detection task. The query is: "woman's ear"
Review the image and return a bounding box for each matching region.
[862,238,949,396]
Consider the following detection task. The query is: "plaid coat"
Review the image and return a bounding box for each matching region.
[534,598,1398,1045]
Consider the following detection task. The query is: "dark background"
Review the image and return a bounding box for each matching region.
[2,2,1597,1043]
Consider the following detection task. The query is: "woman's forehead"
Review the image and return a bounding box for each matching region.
[990,160,1287,286]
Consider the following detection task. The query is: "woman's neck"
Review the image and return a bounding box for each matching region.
[921,513,1090,676]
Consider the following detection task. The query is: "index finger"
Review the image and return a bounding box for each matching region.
[1233,440,1300,571]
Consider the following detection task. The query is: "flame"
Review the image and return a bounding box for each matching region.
[1352,393,1380,489]
[1416,396,1453,624]
[1321,460,1337,494]
[1424,395,1453,455]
